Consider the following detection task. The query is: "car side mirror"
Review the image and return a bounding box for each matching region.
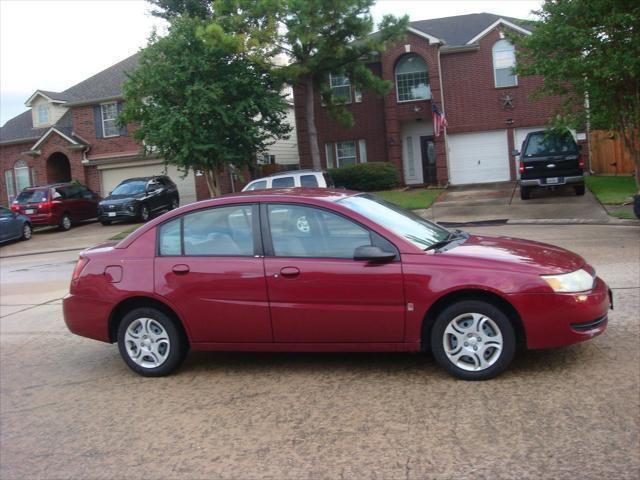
[511,149,520,156]
[353,245,396,263]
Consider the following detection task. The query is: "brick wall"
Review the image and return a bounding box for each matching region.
[72,105,140,157]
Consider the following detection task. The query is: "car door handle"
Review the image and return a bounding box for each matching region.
[279,267,300,278]
[172,264,190,275]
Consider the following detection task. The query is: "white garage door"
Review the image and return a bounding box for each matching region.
[448,130,510,185]
[100,163,197,205]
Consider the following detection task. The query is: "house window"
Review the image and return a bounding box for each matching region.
[5,170,15,202]
[396,54,430,102]
[493,39,517,87]
[329,73,352,104]
[37,105,49,125]
[101,102,120,137]
[259,153,276,165]
[324,140,367,168]
[14,160,31,192]
[336,141,357,167]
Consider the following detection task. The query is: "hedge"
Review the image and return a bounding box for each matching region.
[329,162,399,191]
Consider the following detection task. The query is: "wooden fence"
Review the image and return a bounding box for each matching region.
[589,130,636,174]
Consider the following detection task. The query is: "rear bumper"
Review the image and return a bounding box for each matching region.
[508,277,611,349]
[24,213,58,226]
[63,293,112,343]
[520,175,584,187]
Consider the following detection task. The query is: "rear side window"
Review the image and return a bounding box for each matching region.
[159,218,181,256]
[272,176,294,188]
[300,174,319,187]
[323,173,335,188]
[245,180,267,191]
[15,189,48,204]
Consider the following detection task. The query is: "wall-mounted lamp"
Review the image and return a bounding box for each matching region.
[412,105,423,113]
[505,118,514,125]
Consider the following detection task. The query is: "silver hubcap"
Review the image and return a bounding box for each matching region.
[23,224,31,239]
[124,318,170,368]
[443,313,503,372]
[141,207,149,220]
[62,216,71,229]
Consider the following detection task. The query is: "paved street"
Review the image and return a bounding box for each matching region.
[1,224,638,479]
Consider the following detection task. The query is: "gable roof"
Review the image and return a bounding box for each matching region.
[410,12,533,46]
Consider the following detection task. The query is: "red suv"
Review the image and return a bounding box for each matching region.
[11,183,100,231]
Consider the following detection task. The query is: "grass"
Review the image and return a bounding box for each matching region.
[109,224,143,241]
[608,210,635,220]
[585,175,637,205]
[374,188,443,210]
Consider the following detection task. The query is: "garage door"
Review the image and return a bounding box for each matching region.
[100,163,197,205]
[448,130,510,185]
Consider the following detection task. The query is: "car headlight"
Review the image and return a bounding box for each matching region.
[541,269,595,293]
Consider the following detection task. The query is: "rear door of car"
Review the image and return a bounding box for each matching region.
[0,207,20,241]
[154,203,273,343]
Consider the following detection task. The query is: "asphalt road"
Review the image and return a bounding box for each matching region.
[1,224,638,479]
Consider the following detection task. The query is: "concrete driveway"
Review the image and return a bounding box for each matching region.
[1,224,638,479]
[422,182,612,224]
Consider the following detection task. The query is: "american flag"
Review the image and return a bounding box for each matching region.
[432,104,448,137]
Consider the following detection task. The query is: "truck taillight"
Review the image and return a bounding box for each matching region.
[579,158,585,169]
[72,256,89,282]
[519,162,525,174]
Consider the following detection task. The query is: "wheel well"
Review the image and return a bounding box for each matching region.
[421,289,526,350]
[108,296,189,346]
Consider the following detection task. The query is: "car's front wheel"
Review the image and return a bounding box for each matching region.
[21,223,32,241]
[430,300,516,380]
[117,307,187,377]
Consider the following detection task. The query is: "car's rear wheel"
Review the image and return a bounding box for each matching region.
[138,204,150,222]
[520,186,531,200]
[430,300,515,380]
[170,197,179,210]
[574,185,585,196]
[117,307,187,377]
[59,214,72,231]
[21,223,32,241]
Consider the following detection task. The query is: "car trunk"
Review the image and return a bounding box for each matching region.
[12,189,51,215]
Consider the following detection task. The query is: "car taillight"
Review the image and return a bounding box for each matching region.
[72,256,89,282]
[10,204,19,212]
[519,162,525,174]
[38,200,53,212]
[579,158,585,169]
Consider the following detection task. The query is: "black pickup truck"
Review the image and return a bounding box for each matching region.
[514,130,585,200]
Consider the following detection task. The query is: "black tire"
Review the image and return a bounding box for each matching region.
[100,220,112,226]
[520,186,531,200]
[117,307,188,377]
[59,213,72,231]
[429,299,516,381]
[574,184,586,196]
[634,194,640,219]
[21,222,32,241]
[170,197,179,210]
[138,204,150,222]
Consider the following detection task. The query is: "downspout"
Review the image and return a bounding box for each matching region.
[437,46,450,188]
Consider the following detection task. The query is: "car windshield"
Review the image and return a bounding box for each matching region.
[338,194,451,250]
[111,180,147,196]
[524,132,579,156]
[15,190,48,204]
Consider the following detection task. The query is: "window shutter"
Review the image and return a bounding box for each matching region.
[117,102,127,136]
[325,143,335,169]
[354,88,362,103]
[93,105,104,139]
[358,139,367,163]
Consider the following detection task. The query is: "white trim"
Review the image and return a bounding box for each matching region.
[30,127,80,150]
[407,27,443,45]
[24,90,67,107]
[466,19,532,45]
[395,54,431,103]
[492,39,518,88]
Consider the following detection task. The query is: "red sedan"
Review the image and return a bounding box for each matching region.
[63,189,611,380]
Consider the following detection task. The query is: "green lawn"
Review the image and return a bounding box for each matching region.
[585,175,637,205]
[608,210,636,220]
[109,224,143,241]
[374,188,443,210]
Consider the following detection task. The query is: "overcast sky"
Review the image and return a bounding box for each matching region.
[0,0,543,126]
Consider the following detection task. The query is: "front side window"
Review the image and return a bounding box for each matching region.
[268,204,372,258]
[396,54,430,102]
[37,104,49,124]
[329,73,352,104]
[493,40,517,88]
[14,160,31,192]
[245,180,267,191]
[101,102,120,137]
[272,176,294,188]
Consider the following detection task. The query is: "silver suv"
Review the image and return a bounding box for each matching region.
[242,170,334,192]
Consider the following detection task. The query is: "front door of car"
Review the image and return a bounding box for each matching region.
[262,203,405,343]
[0,208,20,241]
[154,203,272,343]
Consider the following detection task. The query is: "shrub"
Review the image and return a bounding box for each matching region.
[329,162,399,191]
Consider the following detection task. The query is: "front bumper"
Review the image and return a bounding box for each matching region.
[508,277,611,349]
[98,207,138,221]
[520,175,584,188]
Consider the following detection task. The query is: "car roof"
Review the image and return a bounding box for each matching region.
[263,169,326,178]
[218,187,353,202]
[23,182,73,190]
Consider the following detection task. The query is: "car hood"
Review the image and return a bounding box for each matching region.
[442,234,585,274]
[100,194,144,205]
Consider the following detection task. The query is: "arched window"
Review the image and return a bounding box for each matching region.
[14,160,31,192]
[395,54,430,102]
[493,40,517,87]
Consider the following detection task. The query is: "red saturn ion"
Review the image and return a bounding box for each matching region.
[63,189,611,380]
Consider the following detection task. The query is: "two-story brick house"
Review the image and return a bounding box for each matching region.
[1,53,300,206]
[293,13,588,187]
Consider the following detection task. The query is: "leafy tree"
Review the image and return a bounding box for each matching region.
[148,0,213,20]
[200,0,408,169]
[121,17,290,197]
[514,0,640,190]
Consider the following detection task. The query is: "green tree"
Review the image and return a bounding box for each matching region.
[121,17,290,197]
[200,0,408,169]
[514,0,640,190]
[148,0,213,20]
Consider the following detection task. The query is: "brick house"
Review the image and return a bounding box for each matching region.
[293,13,588,186]
[0,54,300,206]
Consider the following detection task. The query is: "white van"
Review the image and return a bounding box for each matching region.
[242,170,334,192]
